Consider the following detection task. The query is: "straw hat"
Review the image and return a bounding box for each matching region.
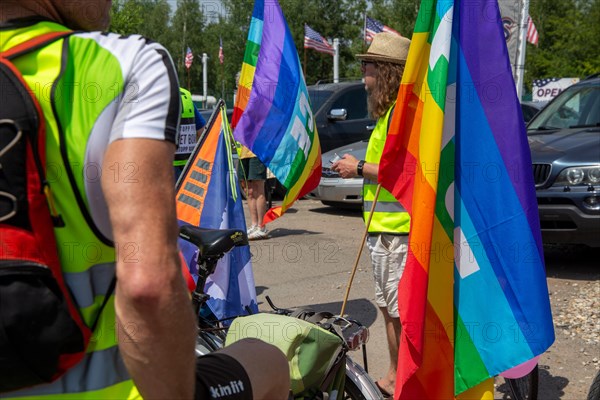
[356,32,411,65]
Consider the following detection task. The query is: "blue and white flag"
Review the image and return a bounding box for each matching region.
[176,103,258,320]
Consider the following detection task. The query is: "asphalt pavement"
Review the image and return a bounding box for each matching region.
[246,198,598,399]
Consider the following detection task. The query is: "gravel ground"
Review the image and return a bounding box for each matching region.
[489,244,598,400]
[533,245,599,400]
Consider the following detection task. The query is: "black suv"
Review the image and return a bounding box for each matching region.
[527,75,600,247]
[307,81,374,153]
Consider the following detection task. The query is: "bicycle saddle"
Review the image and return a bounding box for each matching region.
[179,225,248,257]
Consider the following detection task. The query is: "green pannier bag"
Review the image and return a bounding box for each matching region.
[225,313,346,399]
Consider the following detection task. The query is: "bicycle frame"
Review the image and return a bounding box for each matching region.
[180,224,384,399]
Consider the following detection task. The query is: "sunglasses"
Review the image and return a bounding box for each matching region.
[361,60,375,68]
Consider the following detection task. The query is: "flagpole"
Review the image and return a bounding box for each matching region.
[182,21,186,73]
[363,13,368,47]
[515,0,530,100]
[333,38,339,83]
[221,62,224,100]
[340,184,382,317]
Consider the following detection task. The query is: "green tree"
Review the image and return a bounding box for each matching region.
[370,0,419,37]
[110,0,599,103]
[110,0,145,34]
[525,0,600,91]
[171,0,206,92]
[110,0,171,42]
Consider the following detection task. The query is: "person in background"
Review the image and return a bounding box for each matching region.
[332,32,411,399]
[238,145,269,240]
[174,87,206,182]
[0,1,289,399]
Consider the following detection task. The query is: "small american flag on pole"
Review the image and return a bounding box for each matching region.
[184,47,193,69]
[304,24,334,56]
[219,37,224,64]
[526,15,539,46]
[364,15,401,44]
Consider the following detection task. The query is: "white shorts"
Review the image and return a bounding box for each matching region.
[366,234,408,318]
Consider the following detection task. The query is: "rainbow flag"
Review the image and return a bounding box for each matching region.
[232,0,322,224]
[378,0,554,398]
[176,103,258,320]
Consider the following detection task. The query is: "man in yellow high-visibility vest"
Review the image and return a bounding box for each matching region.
[332,32,411,399]
[174,87,206,181]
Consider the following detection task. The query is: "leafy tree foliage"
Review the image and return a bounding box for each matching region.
[110,0,171,42]
[110,0,599,104]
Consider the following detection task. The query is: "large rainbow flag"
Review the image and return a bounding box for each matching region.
[378,0,555,398]
[232,0,322,224]
[176,103,258,320]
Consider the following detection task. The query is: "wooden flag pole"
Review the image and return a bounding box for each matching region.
[340,183,382,317]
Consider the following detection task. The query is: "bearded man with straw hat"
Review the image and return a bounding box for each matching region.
[332,31,411,399]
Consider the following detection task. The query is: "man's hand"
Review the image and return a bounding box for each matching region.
[332,154,359,179]
[332,153,379,181]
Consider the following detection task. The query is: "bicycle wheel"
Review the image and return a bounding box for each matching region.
[587,370,600,400]
[343,376,367,400]
[505,364,539,400]
[343,357,383,399]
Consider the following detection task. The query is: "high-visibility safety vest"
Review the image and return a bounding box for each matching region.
[363,104,411,234]
[1,20,179,399]
[174,87,197,166]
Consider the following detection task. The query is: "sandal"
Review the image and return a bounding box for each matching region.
[375,381,393,399]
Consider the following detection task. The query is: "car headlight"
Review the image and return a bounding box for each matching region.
[589,168,600,184]
[554,165,600,186]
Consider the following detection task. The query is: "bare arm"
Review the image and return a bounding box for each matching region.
[102,138,197,399]
[332,153,379,182]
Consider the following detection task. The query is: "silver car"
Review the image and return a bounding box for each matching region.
[307,140,368,209]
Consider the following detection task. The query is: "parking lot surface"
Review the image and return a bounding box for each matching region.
[247,199,598,399]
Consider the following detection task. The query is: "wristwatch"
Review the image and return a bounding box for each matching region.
[356,160,365,177]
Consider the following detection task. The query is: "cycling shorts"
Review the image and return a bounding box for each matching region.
[195,352,253,399]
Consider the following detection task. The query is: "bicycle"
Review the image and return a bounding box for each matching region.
[179,224,384,399]
[588,370,600,400]
[504,365,539,400]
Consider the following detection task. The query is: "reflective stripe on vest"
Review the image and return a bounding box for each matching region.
[363,104,410,234]
[2,22,135,399]
[7,346,134,397]
[175,87,196,163]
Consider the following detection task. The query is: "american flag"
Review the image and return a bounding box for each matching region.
[364,15,401,44]
[527,15,539,46]
[219,37,224,64]
[184,46,193,69]
[304,24,334,55]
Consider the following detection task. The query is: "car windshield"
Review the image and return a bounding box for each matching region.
[308,89,334,113]
[528,83,600,131]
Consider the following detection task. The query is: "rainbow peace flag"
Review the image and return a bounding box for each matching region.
[232,0,322,224]
[176,103,258,320]
[379,0,555,398]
